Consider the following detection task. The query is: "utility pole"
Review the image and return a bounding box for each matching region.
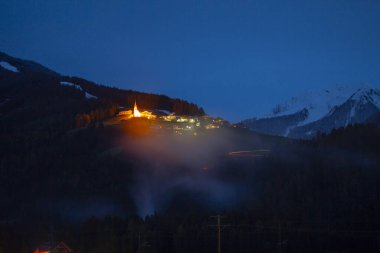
[49,225,55,245]
[210,215,228,253]
[277,222,287,253]
[278,222,282,253]
[138,231,141,252]
[217,215,221,253]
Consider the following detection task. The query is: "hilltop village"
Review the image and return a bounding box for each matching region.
[105,101,231,135]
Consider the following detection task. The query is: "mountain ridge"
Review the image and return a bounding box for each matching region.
[241,85,380,139]
[0,51,60,77]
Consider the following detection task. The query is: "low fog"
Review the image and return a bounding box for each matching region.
[116,123,274,217]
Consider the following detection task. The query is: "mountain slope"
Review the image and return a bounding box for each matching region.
[0,51,59,76]
[0,52,205,133]
[241,86,380,139]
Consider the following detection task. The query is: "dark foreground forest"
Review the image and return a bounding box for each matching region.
[1,123,380,253]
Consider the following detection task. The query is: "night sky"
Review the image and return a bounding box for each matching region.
[1,0,380,121]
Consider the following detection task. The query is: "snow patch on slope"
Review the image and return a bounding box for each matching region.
[60,81,83,91]
[85,92,98,99]
[0,61,19,72]
[60,81,97,99]
[284,124,297,137]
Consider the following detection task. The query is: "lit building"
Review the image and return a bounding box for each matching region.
[117,101,156,119]
[133,100,141,117]
[34,241,74,253]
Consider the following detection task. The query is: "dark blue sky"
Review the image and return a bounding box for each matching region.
[1,0,380,121]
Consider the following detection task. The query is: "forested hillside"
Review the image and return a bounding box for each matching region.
[0,52,204,134]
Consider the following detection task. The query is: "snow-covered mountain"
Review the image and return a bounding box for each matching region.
[240,85,380,139]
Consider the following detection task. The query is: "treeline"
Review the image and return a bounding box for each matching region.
[1,208,380,253]
[310,123,380,155]
[63,76,205,116]
[74,106,118,128]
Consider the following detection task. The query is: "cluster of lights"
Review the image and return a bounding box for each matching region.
[117,101,228,134]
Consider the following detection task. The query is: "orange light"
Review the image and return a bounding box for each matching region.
[133,101,141,117]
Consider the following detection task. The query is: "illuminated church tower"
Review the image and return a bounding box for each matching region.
[133,100,141,117]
